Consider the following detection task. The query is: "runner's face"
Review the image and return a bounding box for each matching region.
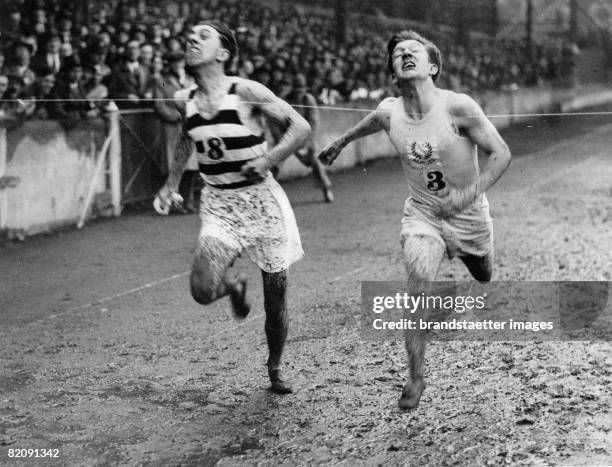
[391,39,435,82]
[186,25,225,67]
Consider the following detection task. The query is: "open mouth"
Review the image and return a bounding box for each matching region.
[402,61,415,71]
[187,40,200,53]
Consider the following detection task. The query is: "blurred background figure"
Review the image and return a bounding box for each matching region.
[84,64,110,118]
[108,39,150,108]
[153,51,198,213]
[1,74,35,120]
[139,43,155,69]
[289,73,333,203]
[29,66,64,120]
[0,73,14,119]
[32,32,62,76]
[5,40,36,88]
[55,56,88,125]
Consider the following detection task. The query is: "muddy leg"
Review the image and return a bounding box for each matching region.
[262,270,292,394]
[190,237,250,318]
[459,250,493,283]
[297,147,333,203]
[399,235,445,409]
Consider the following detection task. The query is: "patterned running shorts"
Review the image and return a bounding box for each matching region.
[198,174,304,273]
[400,194,494,259]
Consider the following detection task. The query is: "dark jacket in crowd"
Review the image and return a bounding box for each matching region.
[108,60,150,109]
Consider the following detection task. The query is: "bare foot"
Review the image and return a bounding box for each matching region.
[398,378,425,410]
[228,274,251,319]
[323,187,334,203]
[268,368,293,394]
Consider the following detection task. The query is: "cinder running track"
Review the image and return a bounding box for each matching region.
[1,108,611,466]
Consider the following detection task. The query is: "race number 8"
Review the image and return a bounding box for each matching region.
[195,137,226,160]
[426,171,446,192]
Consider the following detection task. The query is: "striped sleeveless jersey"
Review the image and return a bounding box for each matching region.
[183,80,267,189]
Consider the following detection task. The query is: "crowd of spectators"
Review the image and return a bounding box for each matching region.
[0,0,579,123]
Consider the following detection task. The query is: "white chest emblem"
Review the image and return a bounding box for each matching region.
[406,139,436,165]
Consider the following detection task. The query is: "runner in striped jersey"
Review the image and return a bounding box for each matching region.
[154,21,311,394]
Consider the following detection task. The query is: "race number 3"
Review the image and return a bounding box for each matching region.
[426,170,446,192]
[195,137,226,160]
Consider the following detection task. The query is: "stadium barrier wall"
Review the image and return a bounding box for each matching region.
[0,113,121,238]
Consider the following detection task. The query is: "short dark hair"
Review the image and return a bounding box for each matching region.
[386,30,442,82]
[200,20,238,71]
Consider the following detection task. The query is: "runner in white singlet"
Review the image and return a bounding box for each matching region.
[318,30,511,409]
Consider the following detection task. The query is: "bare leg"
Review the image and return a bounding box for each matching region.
[399,235,445,409]
[190,236,250,318]
[459,250,493,282]
[262,269,292,394]
[313,158,334,203]
[296,147,333,202]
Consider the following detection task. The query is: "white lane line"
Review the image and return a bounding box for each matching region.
[39,265,364,325]
[215,312,266,337]
[200,266,367,337]
[330,266,365,283]
[46,271,190,320]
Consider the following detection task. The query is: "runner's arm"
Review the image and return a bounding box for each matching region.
[317,98,393,166]
[162,94,192,192]
[165,131,193,192]
[152,130,192,215]
[237,79,311,169]
[452,94,511,195]
[153,95,192,215]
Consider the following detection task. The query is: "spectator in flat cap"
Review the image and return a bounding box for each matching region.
[56,14,73,44]
[108,39,150,108]
[29,7,49,43]
[139,43,155,69]
[55,56,88,122]
[2,73,35,119]
[29,66,65,120]
[5,40,37,87]
[59,41,76,66]
[19,34,39,57]
[84,64,109,118]
[82,43,111,81]
[32,32,63,75]
[1,10,23,48]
